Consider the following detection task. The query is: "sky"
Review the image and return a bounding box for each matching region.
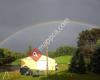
[0,0,100,51]
[0,22,95,52]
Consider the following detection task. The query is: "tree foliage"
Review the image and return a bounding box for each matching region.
[48,46,76,58]
[0,48,26,65]
[55,46,76,57]
[90,40,100,73]
[77,28,100,57]
[69,48,86,74]
[0,48,16,65]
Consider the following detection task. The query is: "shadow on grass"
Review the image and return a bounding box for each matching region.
[40,70,74,80]
[0,65,20,72]
[40,70,100,80]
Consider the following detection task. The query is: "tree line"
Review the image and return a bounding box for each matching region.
[0,45,75,66]
[48,46,76,58]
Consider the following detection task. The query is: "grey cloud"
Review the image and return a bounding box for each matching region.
[0,0,100,42]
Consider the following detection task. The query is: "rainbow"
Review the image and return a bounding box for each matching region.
[0,20,98,47]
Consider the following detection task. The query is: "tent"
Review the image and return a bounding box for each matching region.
[20,55,57,71]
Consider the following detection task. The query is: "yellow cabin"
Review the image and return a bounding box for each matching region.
[21,55,57,71]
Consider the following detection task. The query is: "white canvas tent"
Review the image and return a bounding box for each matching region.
[21,55,57,71]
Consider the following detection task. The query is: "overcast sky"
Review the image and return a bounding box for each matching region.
[0,0,100,42]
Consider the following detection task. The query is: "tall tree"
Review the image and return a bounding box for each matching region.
[69,48,86,73]
[77,28,100,57]
[90,40,100,73]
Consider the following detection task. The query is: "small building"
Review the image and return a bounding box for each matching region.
[21,55,57,71]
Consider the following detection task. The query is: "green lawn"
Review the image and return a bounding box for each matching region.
[55,55,72,64]
[1,68,100,80]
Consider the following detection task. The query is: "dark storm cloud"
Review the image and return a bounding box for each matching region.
[0,0,100,41]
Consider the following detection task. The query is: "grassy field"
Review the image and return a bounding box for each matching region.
[0,55,100,80]
[55,55,72,64]
[0,68,100,80]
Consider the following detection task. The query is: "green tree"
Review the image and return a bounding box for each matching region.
[48,51,55,58]
[55,46,75,57]
[69,48,86,73]
[77,28,100,57]
[90,40,100,73]
[0,49,5,65]
[0,48,16,65]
